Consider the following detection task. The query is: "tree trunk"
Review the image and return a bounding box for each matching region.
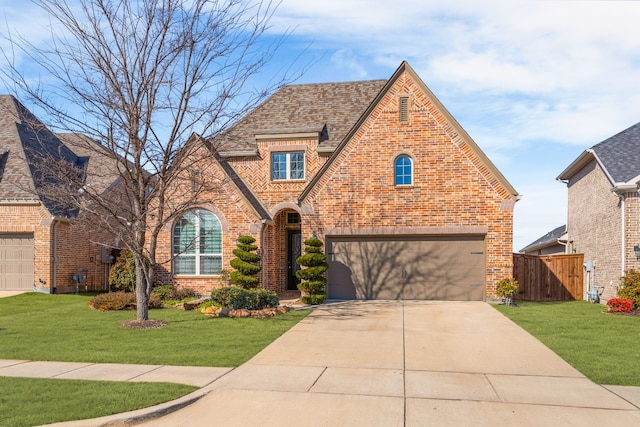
[135,259,149,321]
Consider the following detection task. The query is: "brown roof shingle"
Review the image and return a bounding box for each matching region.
[213,79,387,154]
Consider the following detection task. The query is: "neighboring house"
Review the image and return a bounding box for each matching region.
[156,61,520,301]
[519,225,568,255]
[0,95,118,293]
[558,121,640,302]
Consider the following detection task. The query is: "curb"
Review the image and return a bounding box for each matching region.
[43,383,219,426]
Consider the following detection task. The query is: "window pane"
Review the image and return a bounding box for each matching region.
[271,153,286,180]
[395,156,412,185]
[174,256,195,275]
[173,214,196,255]
[290,152,304,179]
[200,256,222,275]
[199,211,222,255]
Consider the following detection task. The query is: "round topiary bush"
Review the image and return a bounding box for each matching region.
[296,237,328,304]
[229,235,261,289]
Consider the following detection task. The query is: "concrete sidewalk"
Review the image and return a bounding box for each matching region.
[5,301,640,426]
[0,360,231,387]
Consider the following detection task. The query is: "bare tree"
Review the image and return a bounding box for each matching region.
[1,0,292,321]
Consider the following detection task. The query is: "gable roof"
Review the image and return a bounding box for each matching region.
[519,224,566,253]
[200,136,271,221]
[299,61,519,202]
[557,121,640,185]
[212,79,387,155]
[0,95,86,216]
[56,133,122,196]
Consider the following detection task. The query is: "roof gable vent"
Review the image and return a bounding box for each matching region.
[399,96,409,122]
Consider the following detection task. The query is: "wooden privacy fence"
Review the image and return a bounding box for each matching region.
[512,253,584,301]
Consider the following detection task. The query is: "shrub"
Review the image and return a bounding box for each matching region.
[151,285,176,300]
[607,297,634,313]
[210,286,278,310]
[152,285,197,301]
[301,293,327,305]
[109,250,136,292]
[89,291,162,311]
[495,278,519,305]
[296,237,328,304]
[229,236,261,289]
[618,270,640,309]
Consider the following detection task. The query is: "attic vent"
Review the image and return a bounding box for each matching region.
[399,96,409,122]
[191,169,201,194]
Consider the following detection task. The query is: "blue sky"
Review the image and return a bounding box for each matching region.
[3,0,640,250]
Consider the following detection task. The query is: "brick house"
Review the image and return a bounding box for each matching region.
[0,95,119,293]
[156,61,519,300]
[558,121,640,302]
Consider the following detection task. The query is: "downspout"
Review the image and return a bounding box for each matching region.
[621,193,626,277]
[52,219,59,294]
[260,219,267,289]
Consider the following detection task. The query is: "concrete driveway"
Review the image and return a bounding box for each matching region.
[135,301,639,426]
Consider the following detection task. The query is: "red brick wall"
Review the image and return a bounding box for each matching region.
[0,204,114,293]
[156,71,515,298]
[300,71,515,297]
[153,149,263,296]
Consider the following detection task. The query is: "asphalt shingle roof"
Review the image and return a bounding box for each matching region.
[0,96,115,217]
[519,224,566,253]
[213,80,388,154]
[591,121,640,183]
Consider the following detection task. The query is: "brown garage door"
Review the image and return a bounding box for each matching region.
[0,234,35,290]
[326,235,485,301]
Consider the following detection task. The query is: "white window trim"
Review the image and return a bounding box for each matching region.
[272,152,305,181]
[173,210,223,276]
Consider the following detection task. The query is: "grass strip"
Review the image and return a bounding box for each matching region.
[494,300,640,386]
[0,376,196,427]
[0,293,310,367]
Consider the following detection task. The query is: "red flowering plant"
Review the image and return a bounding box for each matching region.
[606,297,634,313]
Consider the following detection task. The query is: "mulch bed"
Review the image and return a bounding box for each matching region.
[120,319,168,329]
[604,310,640,317]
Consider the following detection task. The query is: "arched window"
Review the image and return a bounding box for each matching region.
[394,155,413,185]
[172,209,222,275]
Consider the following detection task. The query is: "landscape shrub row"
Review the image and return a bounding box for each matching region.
[89,291,162,311]
[210,286,279,310]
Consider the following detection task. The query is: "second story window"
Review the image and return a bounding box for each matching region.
[272,152,305,181]
[394,155,413,186]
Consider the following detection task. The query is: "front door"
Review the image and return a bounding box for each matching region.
[287,230,302,291]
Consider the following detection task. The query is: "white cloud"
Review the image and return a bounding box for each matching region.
[4,0,639,249]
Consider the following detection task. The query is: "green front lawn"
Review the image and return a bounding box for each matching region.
[0,292,310,427]
[0,377,196,427]
[494,301,640,386]
[0,292,310,366]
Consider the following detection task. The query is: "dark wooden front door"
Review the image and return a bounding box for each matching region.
[287,230,302,291]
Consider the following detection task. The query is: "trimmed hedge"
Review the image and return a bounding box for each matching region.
[151,285,197,301]
[88,291,162,311]
[210,286,279,310]
[296,237,328,304]
[229,236,261,289]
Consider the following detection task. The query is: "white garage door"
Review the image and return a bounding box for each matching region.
[327,235,486,301]
[0,234,35,290]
